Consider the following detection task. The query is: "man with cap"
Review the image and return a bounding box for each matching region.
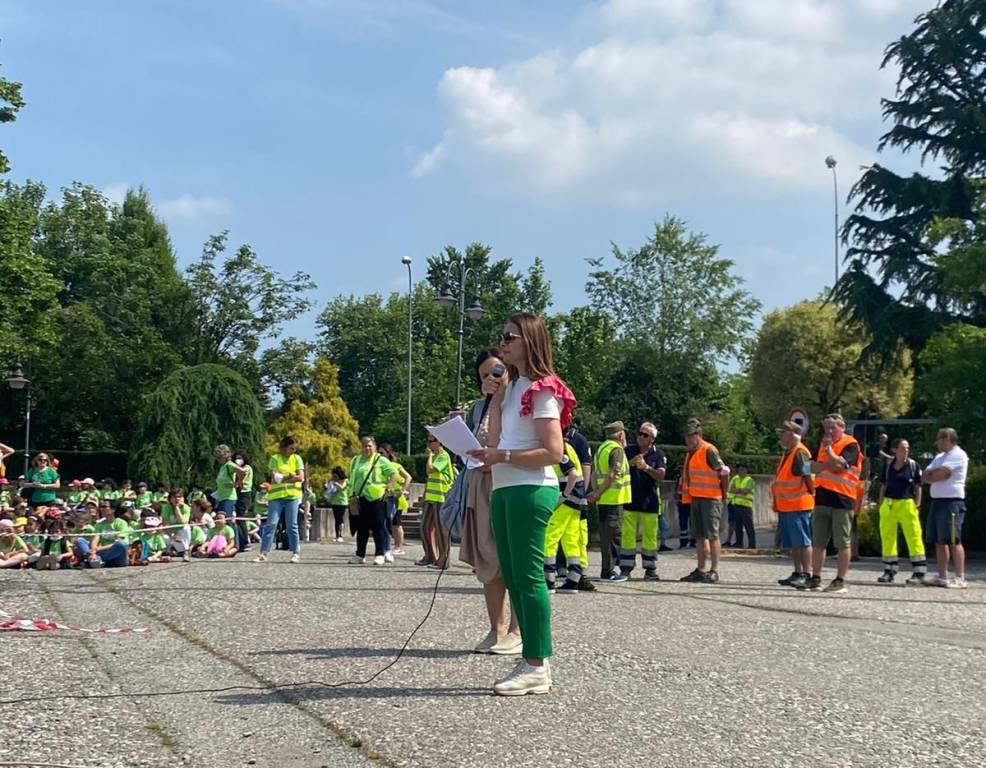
[619,421,667,580]
[588,421,631,582]
[799,413,862,593]
[772,421,814,588]
[679,420,729,583]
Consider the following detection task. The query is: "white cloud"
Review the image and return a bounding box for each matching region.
[156,194,232,221]
[101,182,129,206]
[414,0,925,203]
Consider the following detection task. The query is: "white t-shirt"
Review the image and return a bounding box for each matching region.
[927,446,968,499]
[492,377,561,490]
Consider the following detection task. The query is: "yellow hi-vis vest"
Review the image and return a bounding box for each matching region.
[594,439,631,506]
[726,475,755,508]
[424,450,454,503]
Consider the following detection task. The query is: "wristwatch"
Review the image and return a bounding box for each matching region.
[504,450,512,464]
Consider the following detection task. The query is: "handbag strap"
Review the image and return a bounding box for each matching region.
[355,454,380,498]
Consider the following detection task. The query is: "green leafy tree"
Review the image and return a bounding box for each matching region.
[519,256,553,316]
[916,323,986,457]
[130,364,266,488]
[183,231,317,404]
[839,0,986,354]
[750,301,914,428]
[265,358,361,489]
[587,216,761,366]
[0,62,24,174]
[551,306,619,436]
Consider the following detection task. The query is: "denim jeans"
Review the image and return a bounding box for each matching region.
[75,539,129,567]
[261,498,300,554]
[381,497,396,552]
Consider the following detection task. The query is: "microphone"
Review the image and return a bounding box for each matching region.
[478,363,506,424]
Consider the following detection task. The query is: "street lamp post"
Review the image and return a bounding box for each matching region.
[437,258,484,410]
[401,256,413,457]
[825,155,839,285]
[6,363,32,476]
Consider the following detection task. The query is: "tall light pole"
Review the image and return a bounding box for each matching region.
[401,256,413,457]
[825,155,839,285]
[437,257,484,409]
[6,363,32,475]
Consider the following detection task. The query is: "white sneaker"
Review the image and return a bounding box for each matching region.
[945,577,968,589]
[289,553,300,564]
[384,552,395,564]
[489,632,523,656]
[474,630,499,654]
[252,554,268,563]
[493,662,551,696]
[925,575,949,587]
[335,536,344,543]
[349,555,366,565]
[373,555,385,565]
[392,548,406,555]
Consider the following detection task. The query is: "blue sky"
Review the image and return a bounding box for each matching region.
[3,0,930,339]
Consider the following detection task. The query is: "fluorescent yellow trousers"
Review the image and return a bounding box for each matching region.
[619,509,659,572]
[879,498,927,574]
[544,502,584,585]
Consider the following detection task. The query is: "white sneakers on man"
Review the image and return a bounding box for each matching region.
[373,555,385,565]
[493,660,552,696]
[252,554,267,563]
[384,551,395,564]
[289,553,300,564]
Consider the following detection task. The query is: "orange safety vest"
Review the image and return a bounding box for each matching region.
[772,444,814,513]
[685,439,723,500]
[814,434,862,500]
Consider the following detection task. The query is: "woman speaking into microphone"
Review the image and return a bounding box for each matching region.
[469,312,575,697]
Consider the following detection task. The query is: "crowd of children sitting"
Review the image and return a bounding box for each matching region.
[0,474,309,569]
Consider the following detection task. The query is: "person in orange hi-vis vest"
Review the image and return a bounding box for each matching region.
[798,413,862,594]
[772,420,814,590]
[678,420,729,584]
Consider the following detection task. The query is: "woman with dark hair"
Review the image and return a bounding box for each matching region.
[21,453,60,510]
[469,312,576,696]
[232,449,254,553]
[460,348,521,655]
[254,436,305,563]
[324,466,349,542]
[379,443,413,556]
[213,444,245,527]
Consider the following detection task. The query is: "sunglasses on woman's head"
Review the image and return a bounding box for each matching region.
[500,331,520,344]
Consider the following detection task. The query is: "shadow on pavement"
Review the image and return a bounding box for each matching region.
[215,684,490,703]
[252,646,471,660]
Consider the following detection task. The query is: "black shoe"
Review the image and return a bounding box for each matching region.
[702,570,720,584]
[679,540,689,549]
[644,569,661,582]
[658,544,673,552]
[778,571,799,587]
[877,570,895,583]
[606,572,629,583]
[556,580,580,595]
[679,568,705,582]
[796,575,822,591]
[577,579,597,592]
[790,573,808,589]
[414,557,432,567]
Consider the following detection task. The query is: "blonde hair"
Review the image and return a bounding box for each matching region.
[507,312,555,382]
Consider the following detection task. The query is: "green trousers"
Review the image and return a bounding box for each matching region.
[491,484,559,659]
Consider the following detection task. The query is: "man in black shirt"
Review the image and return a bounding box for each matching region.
[877,438,926,584]
[619,422,667,580]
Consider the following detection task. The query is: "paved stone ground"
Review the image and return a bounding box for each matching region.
[2,543,985,768]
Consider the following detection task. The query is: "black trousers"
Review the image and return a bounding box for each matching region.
[733,505,756,548]
[356,497,388,557]
[331,505,347,538]
[234,492,253,550]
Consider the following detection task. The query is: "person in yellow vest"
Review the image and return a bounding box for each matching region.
[619,422,667,580]
[253,436,305,564]
[771,421,814,589]
[544,440,589,594]
[417,436,455,569]
[726,463,756,549]
[348,435,399,565]
[587,421,631,583]
[679,420,729,584]
[800,413,863,593]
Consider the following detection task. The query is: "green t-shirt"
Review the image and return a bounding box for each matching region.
[190,526,206,546]
[206,524,235,542]
[141,532,168,553]
[0,535,26,554]
[95,517,130,546]
[240,464,254,493]
[102,490,122,500]
[26,466,59,503]
[348,454,396,502]
[215,461,239,502]
[326,479,348,507]
[67,491,88,505]
[188,491,205,504]
[252,491,268,516]
[161,503,191,527]
[151,491,168,503]
[135,491,153,507]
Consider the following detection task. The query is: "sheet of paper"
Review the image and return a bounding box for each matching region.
[426,416,484,469]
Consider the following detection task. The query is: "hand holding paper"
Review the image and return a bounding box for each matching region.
[426,416,484,469]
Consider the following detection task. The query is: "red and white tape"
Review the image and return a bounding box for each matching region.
[0,608,149,634]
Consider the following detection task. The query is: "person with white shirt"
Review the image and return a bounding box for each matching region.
[922,428,969,588]
[468,312,576,697]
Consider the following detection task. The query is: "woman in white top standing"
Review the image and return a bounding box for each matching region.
[469,312,576,696]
